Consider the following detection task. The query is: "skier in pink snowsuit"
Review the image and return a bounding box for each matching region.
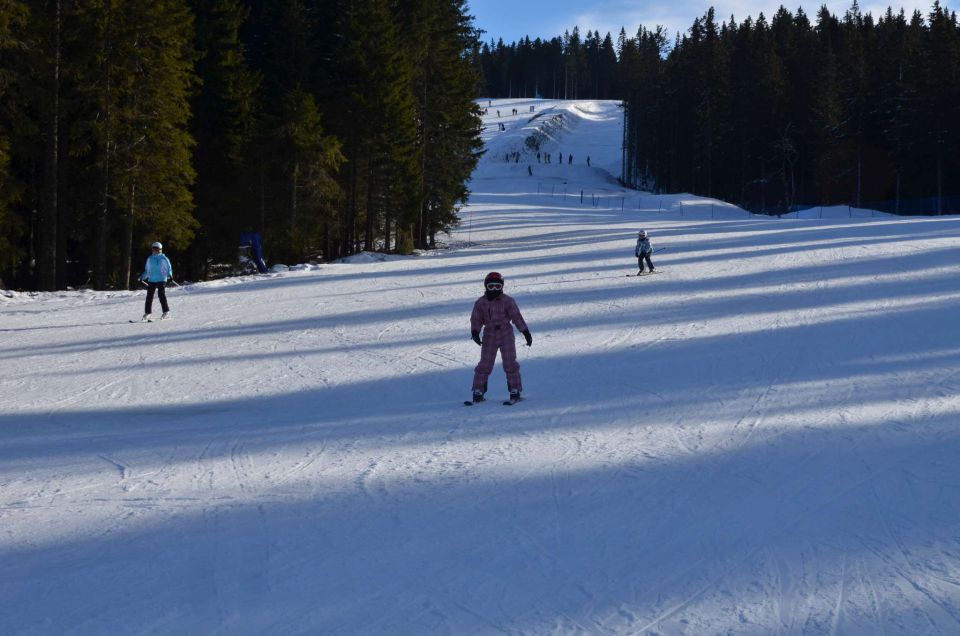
[470,272,532,403]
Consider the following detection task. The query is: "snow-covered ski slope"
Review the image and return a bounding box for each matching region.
[3,99,960,635]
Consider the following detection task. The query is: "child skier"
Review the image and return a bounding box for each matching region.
[469,272,533,403]
[140,241,173,321]
[635,230,655,275]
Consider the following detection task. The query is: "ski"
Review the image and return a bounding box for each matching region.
[130,318,153,323]
[503,397,523,406]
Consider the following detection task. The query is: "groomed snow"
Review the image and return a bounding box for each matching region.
[2,99,960,634]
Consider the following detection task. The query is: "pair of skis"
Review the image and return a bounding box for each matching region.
[464,397,523,407]
[129,315,170,323]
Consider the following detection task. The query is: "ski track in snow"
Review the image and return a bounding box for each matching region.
[2,98,960,634]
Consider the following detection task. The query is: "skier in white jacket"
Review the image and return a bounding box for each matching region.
[634,230,655,275]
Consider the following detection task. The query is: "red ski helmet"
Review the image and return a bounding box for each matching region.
[484,271,504,289]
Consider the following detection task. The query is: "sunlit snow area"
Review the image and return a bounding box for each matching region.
[2,98,960,634]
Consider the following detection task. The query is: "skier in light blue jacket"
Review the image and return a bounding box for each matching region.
[140,241,173,321]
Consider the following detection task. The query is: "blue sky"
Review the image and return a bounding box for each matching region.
[467,0,938,44]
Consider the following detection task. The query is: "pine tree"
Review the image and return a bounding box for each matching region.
[597,32,618,98]
[335,0,418,255]
[923,2,960,212]
[0,0,28,284]
[691,8,728,197]
[107,0,199,287]
[810,6,847,203]
[405,0,482,249]
[243,0,323,260]
[273,88,343,261]
[188,0,261,275]
[23,0,65,290]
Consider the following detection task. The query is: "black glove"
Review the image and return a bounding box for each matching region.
[471,331,482,346]
[522,330,533,347]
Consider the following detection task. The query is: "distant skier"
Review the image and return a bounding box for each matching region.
[528,165,533,176]
[140,241,173,320]
[634,230,655,275]
[587,156,591,167]
[469,272,532,403]
[568,153,572,164]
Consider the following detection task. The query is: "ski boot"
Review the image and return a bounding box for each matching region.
[141,313,153,322]
[161,311,171,320]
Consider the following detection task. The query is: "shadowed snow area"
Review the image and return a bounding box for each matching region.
[2,99,960,634]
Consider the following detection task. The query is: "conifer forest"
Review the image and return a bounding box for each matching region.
[3,1,959,290]
[0,0,482,290]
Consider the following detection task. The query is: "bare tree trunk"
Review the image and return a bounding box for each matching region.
[895,169,901,215]
[760,159,766,212]
[122,181,134,289]
[291,160,299,238]
[95,0,112,289]
[418,81,427,249]
[259,155,265,233]
[936,137,944,214]
[364,159,374,251]
[38,0,61,290]
[56,129,69,288]
[342,149,357,256]
[855,135,862,208]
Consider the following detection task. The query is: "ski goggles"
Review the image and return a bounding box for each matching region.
[485,282,503,291]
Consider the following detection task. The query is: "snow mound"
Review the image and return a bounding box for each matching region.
[791,205,895,219]
[334,251,410,264]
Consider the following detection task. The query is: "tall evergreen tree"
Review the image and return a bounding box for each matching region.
[188,0,261,276]
[405,0,483,249]
[923,1,960,212]
[24,0,65,290]
[0,0,28,284]
[109,0,199,287]
[272,88,343,261]
[62,0,199,289]
[335,0,418,255]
